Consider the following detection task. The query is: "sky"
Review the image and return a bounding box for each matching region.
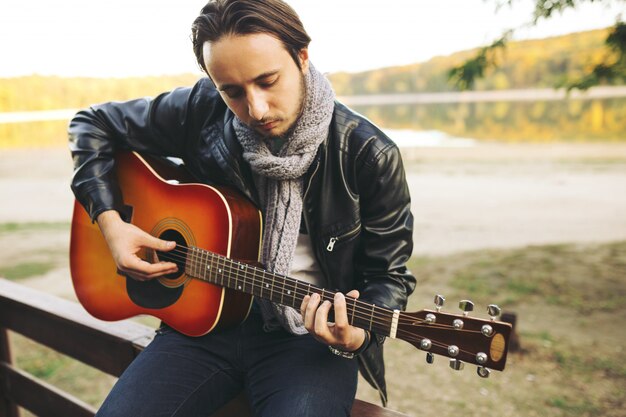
[0,0,623,77]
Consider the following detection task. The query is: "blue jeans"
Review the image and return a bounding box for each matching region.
[96,309,359,417]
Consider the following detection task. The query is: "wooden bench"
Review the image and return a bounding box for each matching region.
[0,278,407,417]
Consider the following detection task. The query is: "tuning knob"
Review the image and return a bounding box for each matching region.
[426,352,435,364]
[487,304,501,321]
[477,366,491,378]
[449,359,465,371]
[459,300,474,316]
[434,294,445,312]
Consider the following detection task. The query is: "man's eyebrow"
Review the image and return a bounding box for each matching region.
[218,70,280,91]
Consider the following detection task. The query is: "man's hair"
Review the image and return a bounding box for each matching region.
[191,0,311,72]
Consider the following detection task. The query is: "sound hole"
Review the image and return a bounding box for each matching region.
[126,228,189,309]
[156,229,188,281]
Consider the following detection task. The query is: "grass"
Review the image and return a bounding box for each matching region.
[0,261,56,280]
[5,237,626,416]
[429,242,626,312]
[0,221,69,234]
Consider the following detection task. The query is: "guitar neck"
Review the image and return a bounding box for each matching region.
[184,246,396,337]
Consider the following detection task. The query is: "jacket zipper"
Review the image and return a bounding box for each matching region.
[326,223,362,252]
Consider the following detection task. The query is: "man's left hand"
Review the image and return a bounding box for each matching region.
[300,290,366,352]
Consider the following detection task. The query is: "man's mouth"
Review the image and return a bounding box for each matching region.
[256,119,280,131]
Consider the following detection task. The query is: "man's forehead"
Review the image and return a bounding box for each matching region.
[203,33,292,85]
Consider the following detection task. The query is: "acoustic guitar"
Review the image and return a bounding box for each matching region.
[70,151,512,376]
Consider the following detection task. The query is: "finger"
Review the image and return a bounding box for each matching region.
[300,294,311,318]
[346,289,360,299]
[341,290,360,326]
[121,262,178,281]
[123,255,178,276]
[304,293,321,330]
[333,292,349,329]
[143,234,177,252]
[314,299,334,340]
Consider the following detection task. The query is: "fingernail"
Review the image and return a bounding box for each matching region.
[334,292,344,301]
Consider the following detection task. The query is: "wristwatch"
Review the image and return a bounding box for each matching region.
[328,329,372,359]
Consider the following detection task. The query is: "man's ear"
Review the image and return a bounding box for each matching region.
[298,48,309,73]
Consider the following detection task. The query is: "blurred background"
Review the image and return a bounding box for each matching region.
[1,0,625,416]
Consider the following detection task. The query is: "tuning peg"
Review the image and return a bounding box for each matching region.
[449,359,465,371]
[477,366,491,378]
[459,300,474,316]
[487,304,501,321]
[434,294,445,312]
[426,352,435,364]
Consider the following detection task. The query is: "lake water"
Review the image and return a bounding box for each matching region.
[1,94,624,148]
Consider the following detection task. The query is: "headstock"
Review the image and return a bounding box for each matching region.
[396,295,512,377]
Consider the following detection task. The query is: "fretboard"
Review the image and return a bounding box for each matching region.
[184,246,395,337]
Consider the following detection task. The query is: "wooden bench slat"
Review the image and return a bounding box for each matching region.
[0,279,154,376]
[0,362,96,417]
[0,278,408,416]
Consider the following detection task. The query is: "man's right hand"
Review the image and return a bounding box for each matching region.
[96,210,178,281]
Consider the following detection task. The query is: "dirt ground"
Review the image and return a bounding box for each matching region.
[1,142,626,416]
[1,141,626,308]
[2,142,626,251]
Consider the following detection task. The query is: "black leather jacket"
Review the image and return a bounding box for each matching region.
[69,78,416,405]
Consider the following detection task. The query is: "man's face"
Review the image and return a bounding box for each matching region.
[204,33,308,139]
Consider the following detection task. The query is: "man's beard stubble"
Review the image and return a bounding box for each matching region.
[265,71,307,141]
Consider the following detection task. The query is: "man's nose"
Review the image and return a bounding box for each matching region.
[247,91,269,121]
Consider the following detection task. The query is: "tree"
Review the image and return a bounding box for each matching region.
[448,0,626,90]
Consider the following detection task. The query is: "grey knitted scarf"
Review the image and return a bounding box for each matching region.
[233,63,335,335]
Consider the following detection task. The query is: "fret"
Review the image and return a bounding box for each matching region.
[186,247,191,276]
[239,262,246,293]
[259,270,266,299]
[369,303,375,332]
[292,280,298,309]
[215,254,222,284]
[235,261,244,292]
[206,251,213,283]
[199,249,206,282]
[217,255,224,286]
[264,273,274,301]
[195,248,200,278]
[230,259,237,290]
[280,274,285,305]
[227,258,235,290]
[251,264,257,297]
[195,248,201,279]
[255,267,262,298]
[206,252,214,283]
[350,297,356,326]
[188,247,194,277]
[237,261,245,292]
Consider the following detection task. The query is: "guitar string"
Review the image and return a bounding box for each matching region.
[156,246,395,329]
[141,248,497,359]
[148,246,496,334]
[171,246,494,331]
[182,247,449,332]
[151,246,494,332]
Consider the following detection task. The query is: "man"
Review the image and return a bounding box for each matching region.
[69,0,415,415]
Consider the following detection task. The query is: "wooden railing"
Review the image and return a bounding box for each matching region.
[0,278,407,417]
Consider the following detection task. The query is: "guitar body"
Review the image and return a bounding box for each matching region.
[70,152,262,336]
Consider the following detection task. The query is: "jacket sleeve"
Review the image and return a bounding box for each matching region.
[68,78,223,221]
[354,138,416,312]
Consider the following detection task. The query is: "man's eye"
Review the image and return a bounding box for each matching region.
[224,89,243,99]
[259,78,278,88]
